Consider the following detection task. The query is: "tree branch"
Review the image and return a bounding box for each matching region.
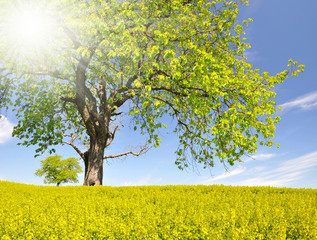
[62,134,85,160]
[108,74,138,102]
[60,97,76,104]
[152,96,194,135]
[60,24,82,49]
[105,125,119,147]
[103,144,151,159]
[22,70,72,80]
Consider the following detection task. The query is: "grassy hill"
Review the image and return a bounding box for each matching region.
[0,181,316,239]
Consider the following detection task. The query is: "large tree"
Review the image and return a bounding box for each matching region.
[0,0,304,185]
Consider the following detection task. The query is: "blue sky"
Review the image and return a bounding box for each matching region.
[1,0,317,188]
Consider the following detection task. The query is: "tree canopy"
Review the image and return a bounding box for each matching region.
[0,0,304,185]
[35,155,83,186]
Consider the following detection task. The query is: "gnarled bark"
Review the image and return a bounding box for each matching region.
[83,139,105,186]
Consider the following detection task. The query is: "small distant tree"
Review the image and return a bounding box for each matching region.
[35,155,83,186]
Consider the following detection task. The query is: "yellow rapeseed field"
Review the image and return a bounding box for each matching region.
[0,181,316,239]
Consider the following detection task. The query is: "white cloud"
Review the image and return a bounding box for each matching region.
[273,151,317,174]
[245,153,276,162]
[0,116,14,144]
[280,91,317,112]
[200,151,317,187]
[123,174,153,186]
[201,166,246,184]
[234,151,317,187]
[233,177,296,187]
[244,50,261,63]
[252,153,276,160]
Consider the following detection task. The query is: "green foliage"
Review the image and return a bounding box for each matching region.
[0,182,316,239]
[0,0,304,171]
[35,155,83,186]
[0,68,13,114]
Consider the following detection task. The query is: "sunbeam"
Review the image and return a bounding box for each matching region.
[0,1,60,62]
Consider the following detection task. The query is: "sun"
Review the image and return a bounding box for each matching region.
[0,1,60,60]
[9,10,51,48]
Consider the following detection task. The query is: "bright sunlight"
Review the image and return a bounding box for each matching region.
[0,1,59,59]
[8,10,52,47]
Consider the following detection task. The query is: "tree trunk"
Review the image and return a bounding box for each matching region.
[57,182,61,187]
[83,139,105,186]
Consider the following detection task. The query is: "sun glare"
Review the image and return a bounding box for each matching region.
[0,1,59,59]
[11,11,50,47]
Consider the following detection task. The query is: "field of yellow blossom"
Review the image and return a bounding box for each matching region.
[0,181,316,239]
